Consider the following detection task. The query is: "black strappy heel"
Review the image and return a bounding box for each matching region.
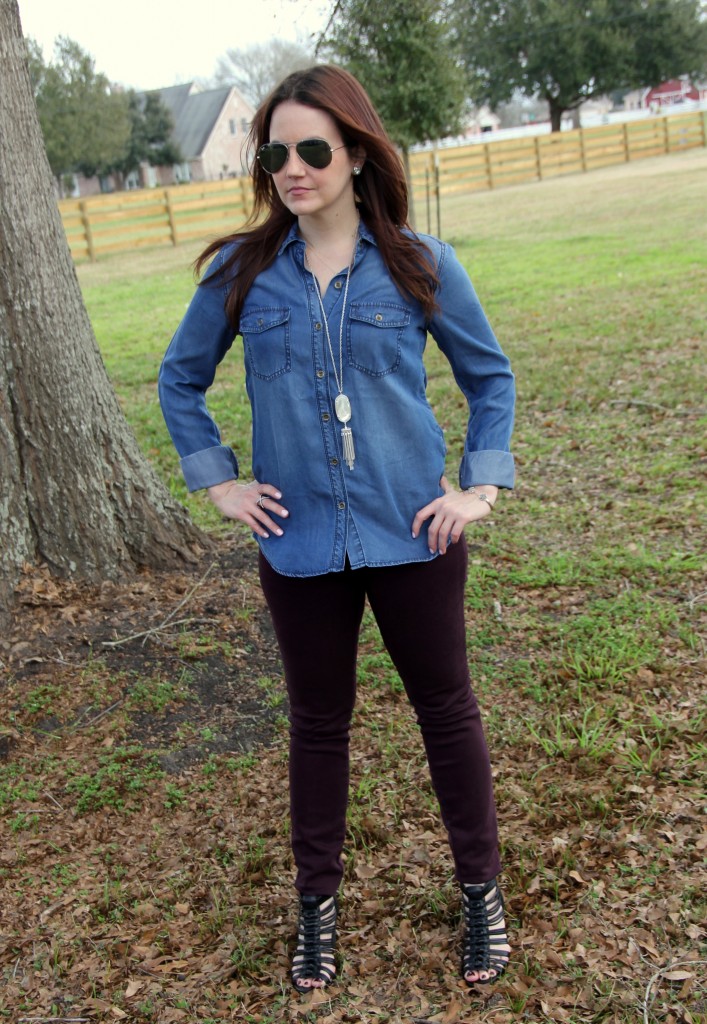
[460,879,510,986]
[291,894,338,993]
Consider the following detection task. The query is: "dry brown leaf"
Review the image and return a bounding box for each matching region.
[441,996,464,1023]
[124,978,144,998]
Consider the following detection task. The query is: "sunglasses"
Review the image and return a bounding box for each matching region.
[257,138,348,174]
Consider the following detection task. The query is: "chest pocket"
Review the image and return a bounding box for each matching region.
[241,307,291,381]
[347,303,409,378]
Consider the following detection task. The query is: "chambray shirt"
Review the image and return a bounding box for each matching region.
[158,221,515,577]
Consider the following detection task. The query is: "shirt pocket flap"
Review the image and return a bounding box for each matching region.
[349,304,410,329]
[241,307,290,334]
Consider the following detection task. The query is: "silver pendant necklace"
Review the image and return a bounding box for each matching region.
[305,224,359,470]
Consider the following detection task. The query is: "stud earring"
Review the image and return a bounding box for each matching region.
[352,166,361,175]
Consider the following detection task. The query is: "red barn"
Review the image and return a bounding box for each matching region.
[644,79,703,107]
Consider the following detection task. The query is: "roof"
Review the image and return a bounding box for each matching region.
[147,83,235,160]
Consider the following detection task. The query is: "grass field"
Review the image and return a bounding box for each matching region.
[1,149,705,1023]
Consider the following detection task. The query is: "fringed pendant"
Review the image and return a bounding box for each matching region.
[335,393,355,470]
[341,425,355,470]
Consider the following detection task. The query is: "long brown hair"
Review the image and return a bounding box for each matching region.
[195,65,439,329]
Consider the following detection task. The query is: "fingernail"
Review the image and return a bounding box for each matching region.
[411,531,416,539]
[276,529,283,536]
[275,492,282,499]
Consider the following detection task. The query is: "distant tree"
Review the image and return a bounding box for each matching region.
[111,91,182,187]
[214,38,314,105]
[28,35,131,187]
[453,0,707,132]
[322,0,467,221]
[1,0,204,624]
[27,38,75,186]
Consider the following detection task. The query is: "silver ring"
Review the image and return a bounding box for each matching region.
[257,494,266,510]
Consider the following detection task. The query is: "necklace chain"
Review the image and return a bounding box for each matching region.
[305,223,359,399]
[304,219,360,470]
[305,244,342,275]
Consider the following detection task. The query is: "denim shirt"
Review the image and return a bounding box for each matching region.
[158,222,515,577]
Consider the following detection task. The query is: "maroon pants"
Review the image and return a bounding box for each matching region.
[258,538,501,896]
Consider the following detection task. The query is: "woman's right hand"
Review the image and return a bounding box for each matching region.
[207,479,289,539]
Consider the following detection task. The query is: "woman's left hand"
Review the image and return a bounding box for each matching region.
[411,476,498,555]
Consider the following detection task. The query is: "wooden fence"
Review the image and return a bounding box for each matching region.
[60,177,254,262]
[409,109,706,201]
[59,109,706,261]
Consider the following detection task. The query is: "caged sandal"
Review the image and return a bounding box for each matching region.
[291,894,338,993]
[460,879,510,986]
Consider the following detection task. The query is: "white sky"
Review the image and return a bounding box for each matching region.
[18,0,329,90]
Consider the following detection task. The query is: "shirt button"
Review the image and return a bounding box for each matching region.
[315,322,322,330]
[322,412,330,422]
[331,457,339,466]
[334,281,342,290]
[375,313,383,322]
[316,369,325,378]
[337,501,346,510]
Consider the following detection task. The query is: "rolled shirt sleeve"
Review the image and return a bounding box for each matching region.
[428,241,515,490]
[158,249,241,491]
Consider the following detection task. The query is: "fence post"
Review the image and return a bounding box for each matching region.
[425,168,431,235]
[164,188,178,246]
[240,177,253,217]
[533,136,542,180]
[483,143,494,189]
[434,156,441,238]
[622,123,630,162]
[78,200,96,262]
[701,110,707,148]
[663,115,670,154]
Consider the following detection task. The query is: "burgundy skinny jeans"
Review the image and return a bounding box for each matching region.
[258,537,502,896]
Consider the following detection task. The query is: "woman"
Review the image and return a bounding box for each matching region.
[159,65,514,993]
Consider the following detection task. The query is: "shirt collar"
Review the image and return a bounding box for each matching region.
[278,217,377,256]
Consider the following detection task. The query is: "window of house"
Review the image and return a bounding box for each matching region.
[229,119,237,135]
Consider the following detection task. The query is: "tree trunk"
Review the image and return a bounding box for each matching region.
[548,99,565,133]
[0,0,206,622]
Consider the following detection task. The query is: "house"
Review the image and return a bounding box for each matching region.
[643,78,703,109]
[464,105,502,137]
[622,77,707,111]
[135,81,255,188]
[66,81,256,196]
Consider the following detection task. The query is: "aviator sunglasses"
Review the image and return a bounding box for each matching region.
[257,138,348,174]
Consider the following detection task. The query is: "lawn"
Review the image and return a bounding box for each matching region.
[1,149,705,1023]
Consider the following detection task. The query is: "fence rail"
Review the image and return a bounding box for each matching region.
[59,110,706,260]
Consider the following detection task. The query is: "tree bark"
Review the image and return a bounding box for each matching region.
[0,0,206,622]
[549,100,565,133]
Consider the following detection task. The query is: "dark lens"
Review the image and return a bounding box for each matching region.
[296,139,333,169]
[258,143,287,173]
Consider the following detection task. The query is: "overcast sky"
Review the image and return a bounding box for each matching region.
[18,0,328,90]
